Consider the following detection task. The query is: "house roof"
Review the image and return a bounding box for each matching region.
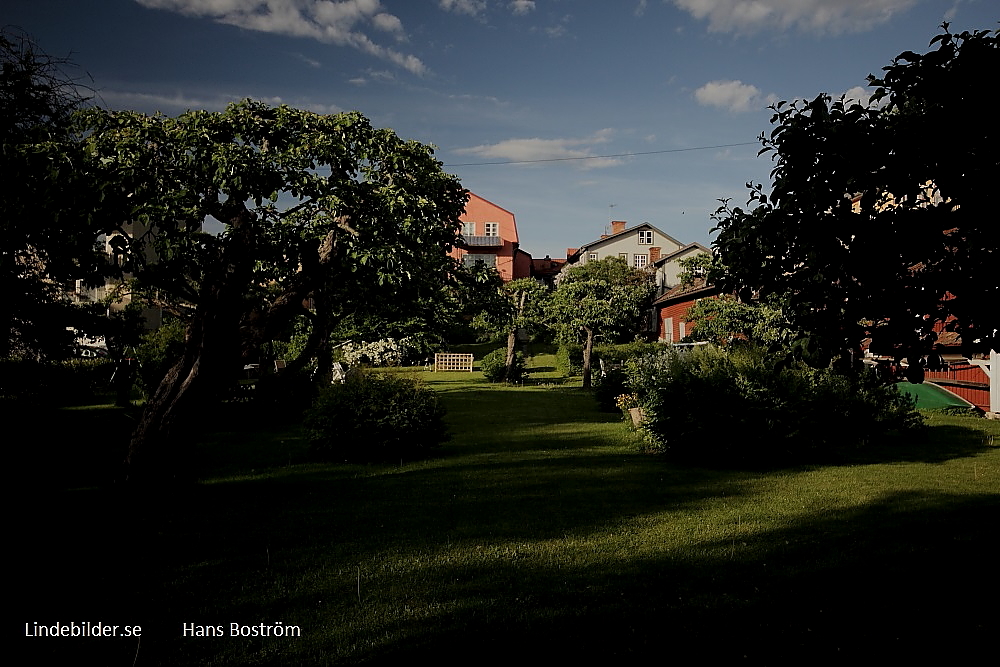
[465,191,517,219]
[652,277,720,306]
[574,222,685,254]
[652,242,712,266]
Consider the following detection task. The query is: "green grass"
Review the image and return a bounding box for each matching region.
[17,358,999,664]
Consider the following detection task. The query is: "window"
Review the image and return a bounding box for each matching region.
[588,252,599,262]
[484,222,499,237]
[634,254,648,268]
[638,230,653,245]
[462,222,476,236]
[618,252,628,261]
[463,254,496,268]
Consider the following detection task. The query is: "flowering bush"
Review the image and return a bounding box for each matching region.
[615,393,639,411]
[339,339,405,367]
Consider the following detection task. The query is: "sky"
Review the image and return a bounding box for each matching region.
[6,0,996,259]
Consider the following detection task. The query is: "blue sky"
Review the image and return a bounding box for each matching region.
[8,1,996,258]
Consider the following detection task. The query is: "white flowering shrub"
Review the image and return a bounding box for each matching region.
[339,338,405,367]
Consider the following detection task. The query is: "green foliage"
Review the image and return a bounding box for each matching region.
[304,371,449,462]
[684,295,795,347]
[555,344,583,376]
[593,341,665,366]
[628,345,923,465]
[591,342,664,411]
[676,252,716,287]
[133,318,187,396]
[0,358,113,405]
[481,347,527,383]
[593,368,629,412]
[2,28,105,359]
[712,24,1000,360]
[549,257,654,344]
[547,257,654,387]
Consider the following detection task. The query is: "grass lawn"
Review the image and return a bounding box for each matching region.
[17,355,1000,664]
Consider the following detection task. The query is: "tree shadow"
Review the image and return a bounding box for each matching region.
[16,385,998,664]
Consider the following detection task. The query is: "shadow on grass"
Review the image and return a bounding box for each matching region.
[341,490,999,662]
[16,386,999,664]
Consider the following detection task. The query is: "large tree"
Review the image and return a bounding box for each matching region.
[67,100,467,477]
[1,27,103,359]
[547,257,653,388]
[711,24,998,367]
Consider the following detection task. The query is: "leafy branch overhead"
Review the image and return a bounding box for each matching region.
[56,99,470,476]
[711,23,999,364]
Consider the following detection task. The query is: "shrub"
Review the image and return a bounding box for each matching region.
[304,371,448,462]
[593,341,664,367]
[628,344,922,465]
[481,347,527,383]
[555,343,583,376]
[592,367,629,411]
[134,318,187,396]
[0,357,114,405]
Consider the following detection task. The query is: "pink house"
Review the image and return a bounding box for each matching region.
[450,192,531,282]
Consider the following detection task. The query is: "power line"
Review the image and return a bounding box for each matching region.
[443,141,759,167]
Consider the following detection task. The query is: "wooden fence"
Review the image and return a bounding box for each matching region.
[434,353,474,372]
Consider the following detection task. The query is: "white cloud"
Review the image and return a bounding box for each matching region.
[99,88,344,115]
[840,85,875,107]
[454,129,622,168]
[134,0,426,74]
[672,0,919,34]
[438,0,487,16]
[509,1,536,15]
[694,79,768,113]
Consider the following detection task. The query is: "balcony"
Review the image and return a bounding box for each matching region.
[460,235,503,247]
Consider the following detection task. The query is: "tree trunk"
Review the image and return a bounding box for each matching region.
[503,329,517,381]
[123,204,255,481]
[503,290,527,382]
[582,326,595,389]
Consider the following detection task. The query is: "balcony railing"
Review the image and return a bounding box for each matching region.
[461,235,503,247]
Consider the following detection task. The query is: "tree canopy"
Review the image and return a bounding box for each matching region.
[711,24,999,366]
[2,27,103,359]
[547,257,653,387]
[60,100,468,476]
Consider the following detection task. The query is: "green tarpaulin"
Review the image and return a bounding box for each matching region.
[896,382,971,409]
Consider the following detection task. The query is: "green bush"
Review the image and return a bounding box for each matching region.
[481,347,527,383]
[593,341,665,366]
[555,343,583,376]
[134,318,187,396]
[304,371,448,462]
[628,344,922,465]
[0,358,114,405]
[592,367,629,412]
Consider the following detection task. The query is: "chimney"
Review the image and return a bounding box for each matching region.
[611,220,626,234]
[649,247,661,262]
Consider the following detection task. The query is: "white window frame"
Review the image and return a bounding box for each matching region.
[484,222,500,237]
[463,253,496,268]
[638,230,653,245]
[634,254,648,269]
[588,252,599,262]
[462,222,476,236]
